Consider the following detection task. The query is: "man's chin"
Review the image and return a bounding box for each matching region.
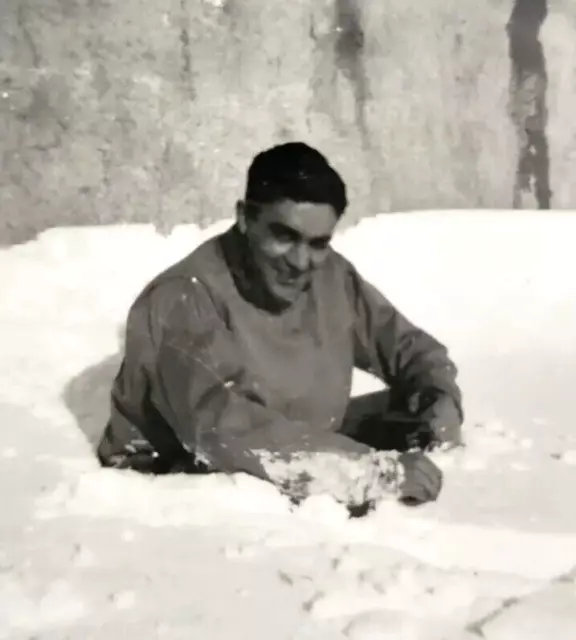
[268,282,306,307]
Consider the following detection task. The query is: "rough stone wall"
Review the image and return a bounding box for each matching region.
[0,0,574,244]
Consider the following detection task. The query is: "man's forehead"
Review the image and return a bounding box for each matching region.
[264,200,338,238]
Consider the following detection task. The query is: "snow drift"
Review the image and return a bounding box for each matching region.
[1,210,576,639]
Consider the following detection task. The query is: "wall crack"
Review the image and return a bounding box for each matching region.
[334,0,370,149]
[179,0,195,100]
[507,0,552,209]
[17,2,41,69]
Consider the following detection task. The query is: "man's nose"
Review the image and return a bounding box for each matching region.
[286,243,311,273]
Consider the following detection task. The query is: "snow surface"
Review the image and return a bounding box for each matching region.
[1,210,576,639]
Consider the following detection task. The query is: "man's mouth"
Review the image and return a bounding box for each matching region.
[275,270,307,289]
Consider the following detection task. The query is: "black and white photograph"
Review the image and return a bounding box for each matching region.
[1,1,575,638]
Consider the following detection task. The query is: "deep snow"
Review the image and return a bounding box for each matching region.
[1,211,576,639]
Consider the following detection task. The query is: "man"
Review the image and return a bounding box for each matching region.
[97,142,464,513]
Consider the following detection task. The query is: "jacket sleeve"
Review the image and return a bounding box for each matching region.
[346,263,464,441]
[146,277,374,483]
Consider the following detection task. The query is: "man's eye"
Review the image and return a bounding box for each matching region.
[273,230,296,244]
[310,239,330,251]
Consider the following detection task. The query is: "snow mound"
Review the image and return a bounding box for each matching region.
[2,210,576,639]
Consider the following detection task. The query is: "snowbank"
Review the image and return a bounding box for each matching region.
[1,211,576,639]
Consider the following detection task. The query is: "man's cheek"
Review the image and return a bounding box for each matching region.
[311,250,331,268]
[256,234,291,257]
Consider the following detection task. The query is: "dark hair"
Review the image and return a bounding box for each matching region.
[244,142,348,217]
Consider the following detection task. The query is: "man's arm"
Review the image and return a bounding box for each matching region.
[346,263,464,447]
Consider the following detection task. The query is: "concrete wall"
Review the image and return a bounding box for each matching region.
[1,0,574,244]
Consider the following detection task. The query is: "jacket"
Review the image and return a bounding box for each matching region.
[100,224,463,482]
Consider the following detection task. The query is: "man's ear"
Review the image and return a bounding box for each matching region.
[236,200,247,234]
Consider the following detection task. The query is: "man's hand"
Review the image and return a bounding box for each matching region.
[407,390,463,449]
[398,451,443,505]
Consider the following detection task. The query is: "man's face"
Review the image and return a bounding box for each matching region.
[238,199,340,307]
